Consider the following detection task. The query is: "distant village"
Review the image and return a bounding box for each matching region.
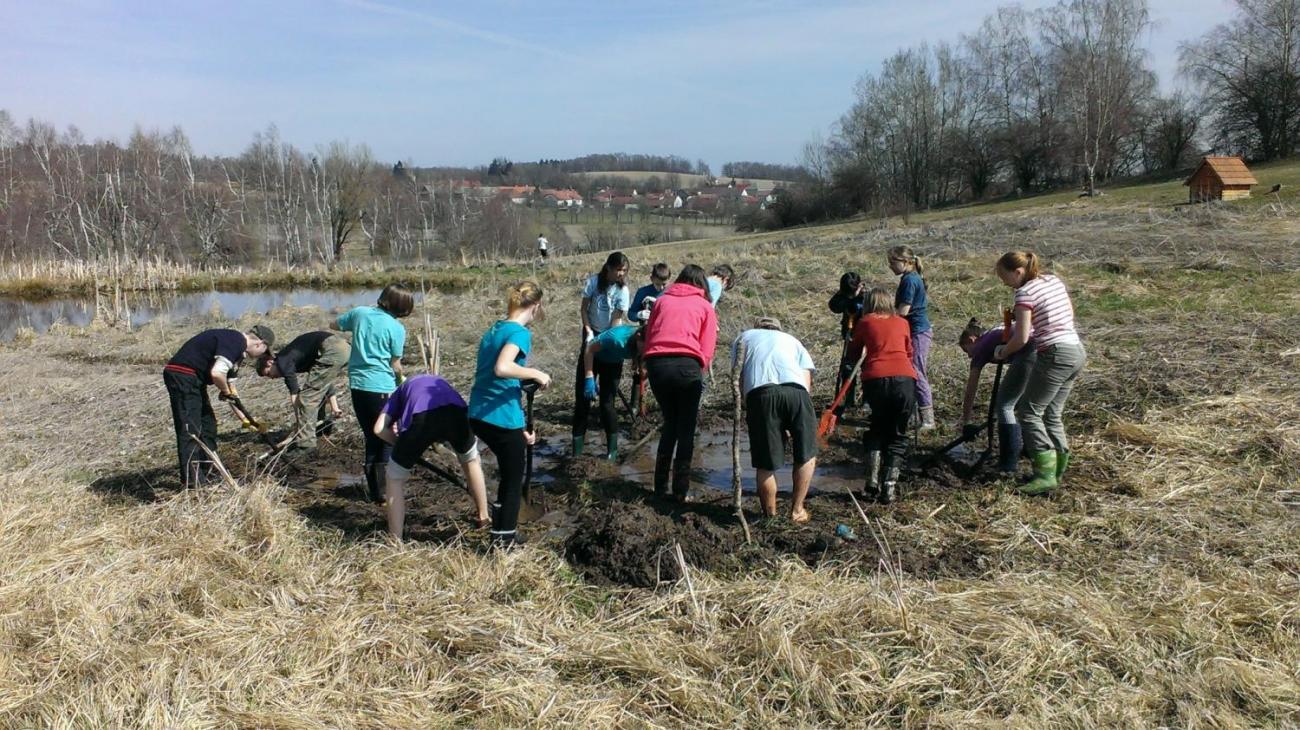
[395,165,788,219]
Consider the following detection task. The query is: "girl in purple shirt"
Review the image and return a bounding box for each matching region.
[373,374,489,539]
[957,318,1036,473]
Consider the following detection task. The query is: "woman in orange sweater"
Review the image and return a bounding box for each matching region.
[845,287,917,504]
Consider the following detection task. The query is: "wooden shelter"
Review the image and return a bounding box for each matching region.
[1184,156,1257,202]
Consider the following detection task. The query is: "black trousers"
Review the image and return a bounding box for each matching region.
[471,418,526,536]
[861,375,916,463]
[645,355,704,464]
[573,355,624,437]
[351,389,392,491]
[164,370,217,486]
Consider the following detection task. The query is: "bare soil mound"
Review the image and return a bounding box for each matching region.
[565,500,740,586]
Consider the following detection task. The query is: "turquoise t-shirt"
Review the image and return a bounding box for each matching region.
[593,324,639,364]
[337,306,406,393]
[468,320,531,430]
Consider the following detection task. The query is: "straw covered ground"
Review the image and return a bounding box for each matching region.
[1,198,1298,727]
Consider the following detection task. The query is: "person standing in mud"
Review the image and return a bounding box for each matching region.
[581,323,642,460]
[993,251,1086,495]
[163,325,275,486]
[733,317,818,523]
[888,245,935,431]
[641,264,718,501]
[333,284,413,504]
[373,374,490,538]
[469,281,551,548]
[829,271,865,416]
[846,287,916,505]
[957,317,1036,473]
[573,252,630,457]
[256,330,351,453]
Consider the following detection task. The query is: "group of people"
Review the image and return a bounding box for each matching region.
[830,246,1086,500]
[161,243,1085,545]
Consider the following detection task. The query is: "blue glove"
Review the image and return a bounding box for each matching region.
[583,376,597,401]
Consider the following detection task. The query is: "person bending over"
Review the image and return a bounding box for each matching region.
[257,330,351,452]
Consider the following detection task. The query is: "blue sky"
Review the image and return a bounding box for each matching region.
[4,0,1232,170]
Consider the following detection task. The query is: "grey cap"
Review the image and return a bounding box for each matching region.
[248,324,276,348]
[755,317,782,331]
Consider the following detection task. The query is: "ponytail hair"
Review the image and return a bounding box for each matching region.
[888,245,924,276]
[996,251,1041,281]
[507,280,544,313]
[958,317,984,345]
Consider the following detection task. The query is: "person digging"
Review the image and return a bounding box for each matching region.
[581,323,642,461]
[163,324,275,487]
[732,317,818,523]
[257,330,351,453]
[372,374,491,539]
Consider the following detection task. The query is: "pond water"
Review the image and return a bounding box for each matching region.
[0,288,393,342]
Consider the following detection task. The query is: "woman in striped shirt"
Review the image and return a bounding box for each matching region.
[993,251,1086,495]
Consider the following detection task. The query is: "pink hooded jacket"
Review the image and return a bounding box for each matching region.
[642,282,718,368]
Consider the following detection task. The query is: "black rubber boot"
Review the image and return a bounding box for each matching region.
[366,463,386,504]
[863,450,882,501]
[671,460,692,502]
[878,456,901,505]
[998,422,1023,473]
[653,454,672,496]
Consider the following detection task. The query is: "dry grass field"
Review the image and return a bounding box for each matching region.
[1,191,1298,726]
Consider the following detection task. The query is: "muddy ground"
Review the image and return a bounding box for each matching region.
[195,399,1009,589]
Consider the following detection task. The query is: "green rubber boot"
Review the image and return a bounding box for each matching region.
[606,432,619,462]
[572,435,585,457]
[1018,450,1059,496]
[1055,450,1071,483]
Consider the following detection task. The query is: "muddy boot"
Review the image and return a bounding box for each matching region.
[366,463,387,504]
[998,422,1023,474]
[878,456,901,505]
[862,450,882,501]
[1055,449,1071,484]
[606,432,619,462]
[671,460,692,502]
[919,406,936,432]
[653,454,672,496]
[490,531,528,550]
[572,435,585,457]
[1018,451,1058,496]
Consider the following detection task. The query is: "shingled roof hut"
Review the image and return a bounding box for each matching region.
[1184,156,1258,203]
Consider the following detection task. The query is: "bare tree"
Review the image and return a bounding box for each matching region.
[1180,0,1300,160]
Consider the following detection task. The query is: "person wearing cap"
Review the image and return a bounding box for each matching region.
[163,325,274,486]
[257,330,351,452]
[732,317,818,522]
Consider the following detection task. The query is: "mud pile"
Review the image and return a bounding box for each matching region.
[565,501,740,587]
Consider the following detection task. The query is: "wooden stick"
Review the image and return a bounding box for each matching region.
[731,338,751,544]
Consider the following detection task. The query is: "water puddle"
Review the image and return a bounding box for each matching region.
[308,472,366,493]
[533,427,863,496]
[0,287,404,342]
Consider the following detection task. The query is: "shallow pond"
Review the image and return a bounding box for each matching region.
[0,288,394,342]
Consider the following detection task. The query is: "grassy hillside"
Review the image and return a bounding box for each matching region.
[1,183,1297,725]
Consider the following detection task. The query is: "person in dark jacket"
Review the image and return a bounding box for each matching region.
[257,331,351,451]
[163,325,274,486]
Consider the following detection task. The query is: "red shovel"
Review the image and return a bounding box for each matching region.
[817,350,866,447]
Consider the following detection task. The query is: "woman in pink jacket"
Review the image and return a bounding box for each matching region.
[641,264,718,500]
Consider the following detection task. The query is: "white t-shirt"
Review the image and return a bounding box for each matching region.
[581,275,630,334]
[732,329,815,396]
[537,236,548,251]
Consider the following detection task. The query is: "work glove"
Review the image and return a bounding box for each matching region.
[583,376,597,401]
[961,423,982,442]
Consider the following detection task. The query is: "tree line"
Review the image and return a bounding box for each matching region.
[795,0,1299,222]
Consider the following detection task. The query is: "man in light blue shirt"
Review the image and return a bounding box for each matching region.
[731,317,817,523]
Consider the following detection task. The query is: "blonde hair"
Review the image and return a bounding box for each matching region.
[888,245,924,276]
[996,251,1041,281]
[507,281,544,313]
[866,287,894,315]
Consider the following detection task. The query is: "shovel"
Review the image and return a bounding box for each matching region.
[225,393,278,449]
[517,380,546,523]
[817,350,866,447]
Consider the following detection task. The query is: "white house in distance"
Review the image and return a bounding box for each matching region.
[541,188,584,207]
